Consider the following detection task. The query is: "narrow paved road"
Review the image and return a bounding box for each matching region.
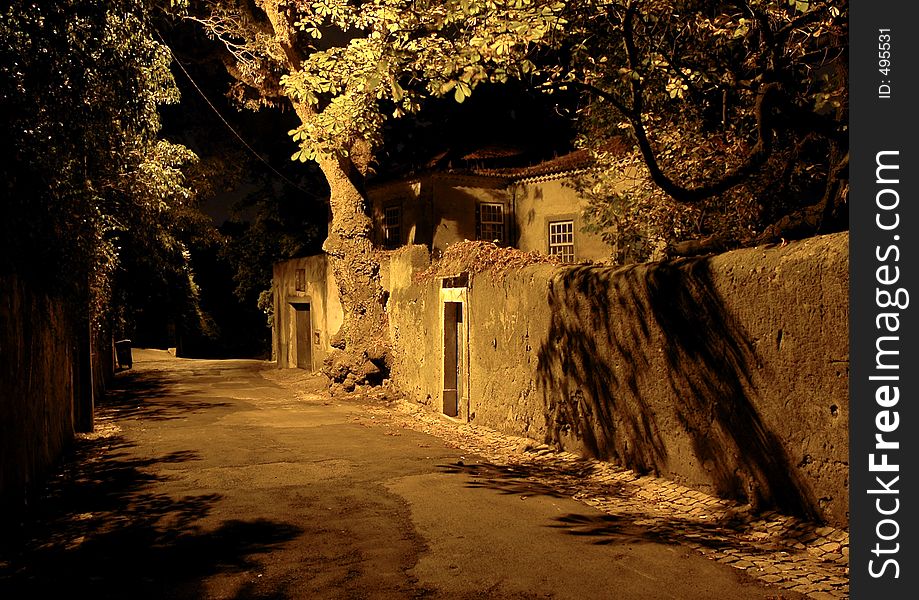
[1,350,805,599]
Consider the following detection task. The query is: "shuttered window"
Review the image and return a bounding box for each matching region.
[382,206,401,249]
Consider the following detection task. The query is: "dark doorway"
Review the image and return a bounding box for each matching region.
[442,302,463,417]
[292,303,312,371]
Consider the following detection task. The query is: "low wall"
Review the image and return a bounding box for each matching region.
[388,233,849,526]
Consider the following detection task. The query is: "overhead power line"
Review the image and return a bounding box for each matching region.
[154,29,318,199]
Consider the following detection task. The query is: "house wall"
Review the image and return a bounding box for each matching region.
[368,171,631,263]
[368,179,428,247]
[387,232,849,526]
[430,175,511,252]
[513,177,610,262]
[272,256,343,371]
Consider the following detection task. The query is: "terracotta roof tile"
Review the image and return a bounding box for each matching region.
[466,138,630,181]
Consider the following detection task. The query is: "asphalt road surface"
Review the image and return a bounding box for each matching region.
[0,350,805,599]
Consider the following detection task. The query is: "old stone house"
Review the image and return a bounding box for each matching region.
[367,148,613,263]
[272,148,616,372]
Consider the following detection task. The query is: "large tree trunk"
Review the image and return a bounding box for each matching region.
[285,105,390,390]
[257,1,390,389]
[317,155,390,388]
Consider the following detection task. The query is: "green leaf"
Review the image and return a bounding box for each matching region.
[365,73,382,92]
[391,80,404,102]
[454,83,467,103]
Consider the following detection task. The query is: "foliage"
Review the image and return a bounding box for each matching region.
[549,0,848,259]
[110,140,221,344]
[189,0,846,267]
[414,240,560,283]
[576,149,700,263]
[187,0,567,162]
[0,0,212,334]
[257,288,275,329]
[219,184,324,307]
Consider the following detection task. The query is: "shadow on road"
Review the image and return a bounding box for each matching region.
[103,367,232,422]
[1,370,302,600]
[437,459,603,500]
[546,512,745,553]
[437,459,778,558]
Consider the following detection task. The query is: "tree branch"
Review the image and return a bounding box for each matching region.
[618,0,782,204]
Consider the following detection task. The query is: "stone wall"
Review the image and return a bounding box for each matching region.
[387,233,849,526]
[1,275,77,511]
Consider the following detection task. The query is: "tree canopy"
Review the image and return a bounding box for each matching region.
[1,0,211,337]
[188,1,846,253]
[548,0,848,259]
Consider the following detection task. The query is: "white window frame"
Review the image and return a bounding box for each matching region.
[382,205,401,249]
[478,202,505,244]
[548,219,576,264]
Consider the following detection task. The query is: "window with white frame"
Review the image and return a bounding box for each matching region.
[382,205,401,248]
[478,202,505,244]
[548,220,576,263]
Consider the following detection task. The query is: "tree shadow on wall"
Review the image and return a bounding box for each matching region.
[535,259,816,519]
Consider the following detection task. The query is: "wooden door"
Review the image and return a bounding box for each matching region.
[294,304,312,371]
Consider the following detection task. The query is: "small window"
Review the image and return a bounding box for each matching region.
[548,220,575,264]
[382,206,401,249]
[295,268,306,291]
[478,202,505,244]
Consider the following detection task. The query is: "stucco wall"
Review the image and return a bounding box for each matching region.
[272,256,343,371]
[368,178,428,247]
[1,275,76,511]
[387,248,442,406]
[388,233,849,526]
[431,176,511,252]
[513,177,610,262]
[367,172,624,263]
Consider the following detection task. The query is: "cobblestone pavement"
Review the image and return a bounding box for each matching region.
[265,371,849,600]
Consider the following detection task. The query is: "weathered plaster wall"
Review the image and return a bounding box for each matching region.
[388,233,849,526]
[368,178,428,246]
[430,176,510,252]
[272,256,343,371]
[387,246,441,405]
[1,275,76,511]
[367,173,623,263]
[513,177,610,262]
